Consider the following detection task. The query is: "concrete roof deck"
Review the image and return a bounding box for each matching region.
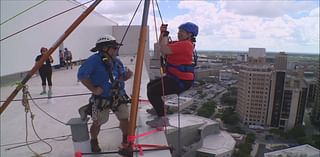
[0,56,171,157]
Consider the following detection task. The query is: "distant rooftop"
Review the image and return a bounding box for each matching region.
[197,131,236,155]
[264,144,320,157]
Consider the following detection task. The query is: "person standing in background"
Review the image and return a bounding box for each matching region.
[35,47,54,96]
[59,49,65,68]
[64,48,73,69]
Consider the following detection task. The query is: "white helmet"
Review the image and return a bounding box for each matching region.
[90,34,122,52]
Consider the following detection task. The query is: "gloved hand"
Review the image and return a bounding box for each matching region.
[160,24,169,37]
[160,24,168,32]
[124,67,133,81]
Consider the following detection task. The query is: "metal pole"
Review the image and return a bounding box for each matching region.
[0,0,102,115]
[128,0,150,143]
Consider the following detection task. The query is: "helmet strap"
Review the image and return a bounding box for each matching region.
[103,47,115,63]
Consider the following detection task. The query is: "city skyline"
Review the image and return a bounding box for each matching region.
[78,0,320,54]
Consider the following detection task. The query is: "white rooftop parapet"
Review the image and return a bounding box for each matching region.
[264,144,320,157]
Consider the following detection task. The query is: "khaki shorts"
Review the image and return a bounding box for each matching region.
[91,102,129,126]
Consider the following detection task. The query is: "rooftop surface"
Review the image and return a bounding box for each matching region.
[0,56,171,157]
[1,55,237,157]
[264,144,320,157]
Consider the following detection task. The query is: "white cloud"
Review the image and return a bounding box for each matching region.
[170,0,319,53]
[309,7,319,17]
[78,0,319,53]
[223,1,317,18]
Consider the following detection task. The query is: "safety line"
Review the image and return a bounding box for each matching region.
[119,0,143,45]
[28,92,67,125]
[0,0,47,26]
[0,93,149,103]
[25,104,53,156]
[0,92,92,102]
[155,0,164,24]
[2,127,118,150]
[0,0,94,42]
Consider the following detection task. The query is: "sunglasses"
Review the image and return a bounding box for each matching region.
[111,46,120,50]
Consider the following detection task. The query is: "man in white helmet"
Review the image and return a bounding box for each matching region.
[77,35,132,152]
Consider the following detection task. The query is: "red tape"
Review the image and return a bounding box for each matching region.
[127,128,163,143]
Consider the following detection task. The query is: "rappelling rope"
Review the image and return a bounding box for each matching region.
[153,0,183,155]
[3,84,120,154]
[22,85,53,156]
[28,91,67,125]
[0,0,47,26]
[3,127,119,151]
[152,0,169,130]
[0,0,94,42]
[0,92,92,102]
[119,0,143,45]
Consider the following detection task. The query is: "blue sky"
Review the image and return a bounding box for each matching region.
[81,0,319,54]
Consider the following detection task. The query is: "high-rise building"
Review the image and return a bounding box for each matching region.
[236,48,272,126]
[268,73,308,130]
[237,49,308,130]
[311,64,320,123]
[236,64,272,126]
[248,48,266,64]
[274,52,288,70]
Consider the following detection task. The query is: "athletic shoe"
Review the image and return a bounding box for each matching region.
[146,106,174,115]
[146,117,169,128]
[78,105,88,121]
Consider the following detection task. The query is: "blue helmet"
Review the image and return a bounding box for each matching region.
[178,22,199,37]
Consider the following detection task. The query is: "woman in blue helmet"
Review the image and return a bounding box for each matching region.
[146,22,199,128]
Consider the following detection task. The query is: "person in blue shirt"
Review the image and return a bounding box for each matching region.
[77,35,132,152]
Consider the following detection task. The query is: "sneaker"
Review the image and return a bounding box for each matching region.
[146,106,174,115]
[90,139,101,152]
[146,108,157,115]
[146,117,170,128]
[78,105,88,121]
[40,91,47,95]
[48,90,52,98]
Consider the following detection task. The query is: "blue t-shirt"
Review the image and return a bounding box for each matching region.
[113,57,127,96]
[77,52,127,97]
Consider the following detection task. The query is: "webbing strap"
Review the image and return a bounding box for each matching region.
[127,128,163,143]
[167,63,195,72]
[127,127,169,155]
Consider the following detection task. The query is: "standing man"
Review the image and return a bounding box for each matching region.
[77,35,132,152]
[59,49,65,68]
[64,48,73,69]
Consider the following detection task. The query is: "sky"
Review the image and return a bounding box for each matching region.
[79,0,319,54]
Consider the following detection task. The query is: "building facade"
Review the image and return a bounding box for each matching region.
[236,64,272,126]
[311,64,320,124]
[268,74,307,130]
[274,52,288,70]
[237,50,308,130]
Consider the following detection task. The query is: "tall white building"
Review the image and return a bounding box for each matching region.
[237,50,308,130]
[236,47,272,126]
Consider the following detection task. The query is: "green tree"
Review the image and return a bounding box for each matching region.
[197,101,216,118]
[246,133,255,144]
[220,91,237,106]
[221,108,239,125]
[286,126,306,139]
[313,135,320,149]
